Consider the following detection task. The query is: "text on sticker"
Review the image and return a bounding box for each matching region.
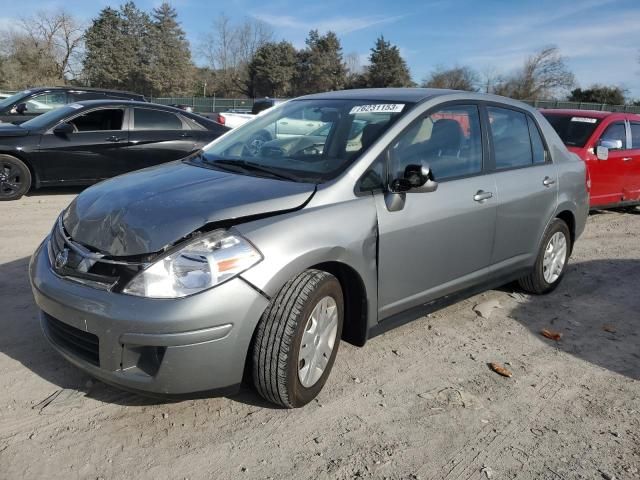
[571,117,597,123]
[350,104,405,114]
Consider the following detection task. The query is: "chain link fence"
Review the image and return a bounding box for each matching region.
[3,91,640,114]
[148,96,254,113]
[149,96,640,114]
[523,99,640,114]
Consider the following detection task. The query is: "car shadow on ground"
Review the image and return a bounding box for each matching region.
[1,255,638,408]
[509,258,640,381]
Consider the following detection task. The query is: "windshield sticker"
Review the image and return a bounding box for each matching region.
[67,103,83,109]
[570,117,597,123]
[349,104,405,114]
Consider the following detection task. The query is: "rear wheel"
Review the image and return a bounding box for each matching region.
[0,155,31,201]
[252,269,343,408]
[519,218,571,294]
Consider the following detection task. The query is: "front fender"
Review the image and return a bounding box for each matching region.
[236,196,379,331]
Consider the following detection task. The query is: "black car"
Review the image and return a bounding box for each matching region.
[0,87,146,124]
[0,100,229,200]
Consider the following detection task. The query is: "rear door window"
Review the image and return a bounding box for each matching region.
[600,122,627,149]
[133,108,184,130]
[71,109,124,131]
[488,107,533,169]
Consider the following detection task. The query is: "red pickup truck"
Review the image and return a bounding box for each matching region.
[541,109,640,209]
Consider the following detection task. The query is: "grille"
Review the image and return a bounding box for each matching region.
[43,313,100,366]
[48,217,145,291]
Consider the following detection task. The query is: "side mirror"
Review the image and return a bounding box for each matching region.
[596,145,609,160]
[12,103,28,115]
[391,162,438,193]
[53,122,74,136]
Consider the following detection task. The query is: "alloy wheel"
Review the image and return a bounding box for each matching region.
[542,231,567,283]
[297,296,339,388]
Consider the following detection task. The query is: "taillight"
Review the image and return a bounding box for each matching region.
[585,167,591,193]
[216,114,225,125]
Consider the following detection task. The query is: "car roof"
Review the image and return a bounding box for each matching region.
[70,100,169,108]
[24,86,143,96]
[539,109,621,118]
[297,88,462,103]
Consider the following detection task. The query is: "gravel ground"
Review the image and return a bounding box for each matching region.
[0,190,639,480]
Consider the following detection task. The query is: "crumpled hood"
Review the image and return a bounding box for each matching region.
[63,161,316,257]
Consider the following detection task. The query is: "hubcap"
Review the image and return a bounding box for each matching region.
[542,232,567,283]
[297,296,338,388]
[0,162,23,197]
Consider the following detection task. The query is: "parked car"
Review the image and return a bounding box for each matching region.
[0,100,229,200]
[212,98,286,128]
[30,88,588,408]
[541,109,640,209]
[0,87,146,125]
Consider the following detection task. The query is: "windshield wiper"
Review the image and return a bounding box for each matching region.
[210,159,299,182]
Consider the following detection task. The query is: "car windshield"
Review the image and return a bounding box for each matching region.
[195,99,412,183]
[20,105,81,130]
[0,90,30,110]
[542,113,602,147]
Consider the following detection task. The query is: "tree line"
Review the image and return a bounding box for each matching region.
[0,2,636,105]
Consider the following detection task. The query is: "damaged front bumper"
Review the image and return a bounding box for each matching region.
[29,238,269,395]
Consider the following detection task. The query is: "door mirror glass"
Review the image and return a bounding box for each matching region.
[391,162,438,193]
[13,103,27,115]
[53,122,74,135]
[598,139,622,150]
[596,145,609,160]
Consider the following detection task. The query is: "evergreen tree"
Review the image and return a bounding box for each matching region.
[83,7,130,90]
[296,30,346,94]
[568,85,626,105]
[83,2,153,94]
[365,36,413,88]
[147,2,194,96]
[247,41,297,97]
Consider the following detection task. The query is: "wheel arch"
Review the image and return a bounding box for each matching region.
[311,261,368,347]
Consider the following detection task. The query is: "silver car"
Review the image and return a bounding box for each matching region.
[29,89,589,408]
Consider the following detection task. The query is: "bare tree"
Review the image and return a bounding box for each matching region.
[422,65,479,91]
[20,9,85,80]
[198,14,273,96]
[494,46,575,100]
[478,65,504,94]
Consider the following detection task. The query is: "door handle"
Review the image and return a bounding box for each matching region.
[473,190,493,202]
[105,135,123,142]
[623,157,633,161]
[542,176,556,187]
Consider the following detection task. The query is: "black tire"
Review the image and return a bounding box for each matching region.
[0,154,31,201]
[519,218,571,294]
[252,269,344,408]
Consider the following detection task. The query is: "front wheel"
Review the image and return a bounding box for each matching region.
[519,218,571,294]
[0,155,31,201]
[252,269,344,408]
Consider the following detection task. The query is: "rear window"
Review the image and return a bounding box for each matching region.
[133,108,183,130]
[542,113,601,147]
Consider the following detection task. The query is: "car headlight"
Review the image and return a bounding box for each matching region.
[122,229,262,298]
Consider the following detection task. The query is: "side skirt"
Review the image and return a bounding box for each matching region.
[367,267,530,340]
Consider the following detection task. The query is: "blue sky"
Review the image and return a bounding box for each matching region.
[3,0,640,98]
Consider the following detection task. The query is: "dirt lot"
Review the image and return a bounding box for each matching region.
[0,190,639,480]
